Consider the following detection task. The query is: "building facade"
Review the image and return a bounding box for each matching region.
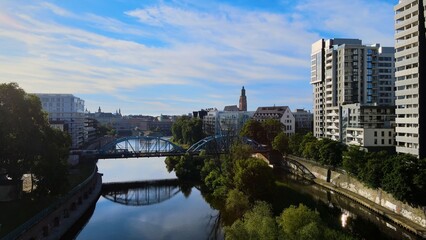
[203,109,254,136]
[311,38,395,148]
[394,0,426,158]
[342,104,395,148]
[292,109,313,134]
[252,106,295,136]
[36,94,85,148]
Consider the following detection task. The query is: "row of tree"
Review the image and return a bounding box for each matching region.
[285,132,426,206]
[343,146,426,205]
[0,83,70,195]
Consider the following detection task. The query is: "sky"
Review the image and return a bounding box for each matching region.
[0,0,397,115]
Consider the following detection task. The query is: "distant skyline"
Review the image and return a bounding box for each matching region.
[0,0,396,115]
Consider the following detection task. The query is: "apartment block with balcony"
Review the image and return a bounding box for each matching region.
[311,38,396,149]
[394,0,426,158]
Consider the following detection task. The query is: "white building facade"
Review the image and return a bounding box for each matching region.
[311,38,396,149]
[252,106,295,136]
[394,0,426,158]
[36,94,85,148]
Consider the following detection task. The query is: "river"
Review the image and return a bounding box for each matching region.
[71,157,420,240]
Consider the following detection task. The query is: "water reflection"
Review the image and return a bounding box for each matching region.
[101,179,181,206]
[76,158,221,240]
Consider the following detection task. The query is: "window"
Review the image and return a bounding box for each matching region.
[381,139,385,144]
[381,131,385,137]
[374,131,377,137]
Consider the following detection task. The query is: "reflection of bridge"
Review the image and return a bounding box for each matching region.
[101,179,180,206]
[80,135,267,159]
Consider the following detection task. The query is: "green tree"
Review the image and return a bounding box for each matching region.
[342,145,366,176]
[225,189,251,221]
[0,83,70,195]
[359,151,386,188]
[224,201,278,240]
[317,138,345,167]
[299,132,317,155]
[234,157,275,200]
[381,153,416,202]
[302,141,318,160]
[171,116,204,145]
[277,204,322,240]
[240,119,267,144]
[262,119,283,145]
[288,133,304,156]
[165,154,202,181]
[272,132,289,155]
[33,127,70,195]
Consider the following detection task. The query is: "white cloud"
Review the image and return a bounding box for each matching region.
[0,0,396,114]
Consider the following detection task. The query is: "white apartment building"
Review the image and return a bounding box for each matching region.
[311,38,395,148]
[36,94,85,148]
[252,106,295,136]
[394,0,426,158]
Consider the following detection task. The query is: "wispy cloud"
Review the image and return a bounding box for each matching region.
[0,0,395,114]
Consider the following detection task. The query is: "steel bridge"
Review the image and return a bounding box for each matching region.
[82,135,267,159]
[102,179,180,206]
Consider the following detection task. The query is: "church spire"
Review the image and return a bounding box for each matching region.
[239,86,247,111]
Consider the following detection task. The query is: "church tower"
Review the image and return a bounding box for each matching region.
[239,86,247,111]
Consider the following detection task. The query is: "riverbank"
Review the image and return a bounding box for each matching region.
[2,167,102,240]
[286,155,426,239]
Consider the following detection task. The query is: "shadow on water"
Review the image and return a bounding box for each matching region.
[273,168,421,240]
[62,196,99,240]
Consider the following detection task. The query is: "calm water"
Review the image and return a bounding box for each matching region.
[76,157,221,240]
[73,157,420,240]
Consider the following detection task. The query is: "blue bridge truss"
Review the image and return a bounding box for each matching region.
[80,135,267,159]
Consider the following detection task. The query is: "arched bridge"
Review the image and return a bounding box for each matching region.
[82,135,267,159]
[98,136,185,158]
[102,179,180,206]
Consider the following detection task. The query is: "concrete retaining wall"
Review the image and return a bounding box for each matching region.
[3,169,102,240]
[288,156,426,228]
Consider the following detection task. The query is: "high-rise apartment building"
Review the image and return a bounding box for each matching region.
[394,0,426,158]
[311,38,395,148]
[36,94,85,148]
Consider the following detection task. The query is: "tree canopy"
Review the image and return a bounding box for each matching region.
[171,116,204,145]
[0,83,70,195]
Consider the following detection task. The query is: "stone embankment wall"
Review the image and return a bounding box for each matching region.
[3,169,102,240]
[288,155,426,228]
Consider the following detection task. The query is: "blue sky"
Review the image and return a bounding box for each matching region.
[0,0,396,115]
